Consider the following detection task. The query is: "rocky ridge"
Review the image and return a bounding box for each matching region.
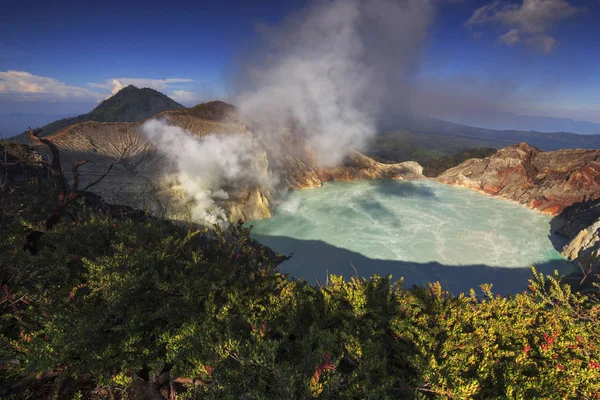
[437,142,600,215]
[28,104,423,224]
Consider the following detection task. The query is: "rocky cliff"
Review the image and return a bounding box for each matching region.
[27,105,423,224]
[437,142,600,215]
[553,199,600,268]
[281,150,423,190]
[32,113,274,223]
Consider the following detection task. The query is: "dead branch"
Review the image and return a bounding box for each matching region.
[70,160,89,196]
[43,145,130,232]
[0,140,51,169]
[13,132,132,254]
[28,128,60,170]
[81,143,132,192]
[28,127,67,193]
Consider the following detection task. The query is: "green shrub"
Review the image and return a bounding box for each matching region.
[1,176,599,399]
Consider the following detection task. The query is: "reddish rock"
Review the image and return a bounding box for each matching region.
[437,142,600,215]
[315,151,423,186]
[280,147,423,190]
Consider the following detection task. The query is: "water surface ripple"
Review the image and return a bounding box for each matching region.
[250,180,574,294]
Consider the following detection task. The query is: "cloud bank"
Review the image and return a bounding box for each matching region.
[467,0,586,53]
[0,70,103,102]
[0,71,203,108]
[169,90,205,105]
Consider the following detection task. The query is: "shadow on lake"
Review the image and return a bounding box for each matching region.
[365,179,438,200]
[253,233,576,296]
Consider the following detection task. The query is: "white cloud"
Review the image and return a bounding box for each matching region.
[525,33,556,53]
[169,90,204,106]
[89,77,194,95]
[499,28,521,45]
[0,70,103,102]
[0,71,202,108]
[467,0,585,52]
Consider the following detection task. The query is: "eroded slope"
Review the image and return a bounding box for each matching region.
[438,142,600,215]
[31,106,423,224]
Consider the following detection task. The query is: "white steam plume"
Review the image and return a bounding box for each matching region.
[140,119,268,228]
[235,0,434,166]
[142,0,436,226]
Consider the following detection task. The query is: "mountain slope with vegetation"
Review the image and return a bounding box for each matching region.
[420,148,498,177]
[11,86,184,140]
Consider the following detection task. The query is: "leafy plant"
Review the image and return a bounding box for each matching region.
[1,165,599,399]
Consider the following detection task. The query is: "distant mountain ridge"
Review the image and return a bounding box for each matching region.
[8,85,600,153]
[12,85,184,140]
[438,112,600,136]
[379,113,600,151]
[153,100,240,124]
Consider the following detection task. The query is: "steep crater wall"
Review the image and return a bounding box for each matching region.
[438,142,600,215]
[32,112,424,225]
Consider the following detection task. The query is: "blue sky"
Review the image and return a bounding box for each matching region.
[0,0,598,126]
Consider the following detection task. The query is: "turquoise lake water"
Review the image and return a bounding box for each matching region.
[249,180,575,295]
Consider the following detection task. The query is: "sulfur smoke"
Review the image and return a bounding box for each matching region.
[235,0,434,166]
[142,0,436,226]
[141,119,269,228]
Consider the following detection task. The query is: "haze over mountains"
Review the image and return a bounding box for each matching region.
[437,112,600,136]
[0,113,77,137]
[5,85,600,155]
[367,111,600,167]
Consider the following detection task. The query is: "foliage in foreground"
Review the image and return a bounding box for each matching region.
[1,173,600,400]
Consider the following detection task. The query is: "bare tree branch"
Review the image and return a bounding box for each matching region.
[0,141,51,169]
[3,125,132,254]
[81,143,131,192]
[70,160,89,196]
[28,127,67,193]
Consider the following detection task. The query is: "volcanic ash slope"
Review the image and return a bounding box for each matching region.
[35,104,424,224]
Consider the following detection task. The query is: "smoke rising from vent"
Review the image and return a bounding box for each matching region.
[140,119,269,228]
[235,0,434,166]
[142,0,437,225]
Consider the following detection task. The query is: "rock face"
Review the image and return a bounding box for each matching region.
[553,199,600,268]
[282,150,423,190]
[316,152,423,185]
[33,114,274,223]
[438,142,600,215]
[27,103,424,225]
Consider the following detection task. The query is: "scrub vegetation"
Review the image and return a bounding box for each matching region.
[1,145,599,400]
